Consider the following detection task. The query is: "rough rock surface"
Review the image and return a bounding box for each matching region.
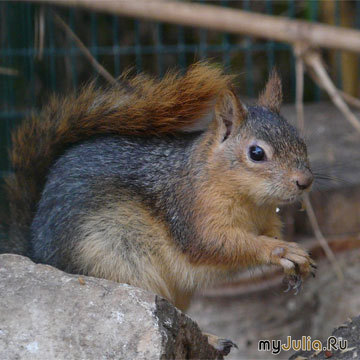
[0,254,221,360]
[289,315,360,360]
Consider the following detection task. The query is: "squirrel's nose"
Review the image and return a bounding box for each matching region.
[294,170,313,190]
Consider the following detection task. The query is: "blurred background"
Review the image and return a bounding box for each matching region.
[1,1,360,359]
[1,1,360,172]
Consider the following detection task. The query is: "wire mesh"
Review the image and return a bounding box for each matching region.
[0,0,358,178]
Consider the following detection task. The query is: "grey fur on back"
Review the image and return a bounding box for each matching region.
[30,134,200,271]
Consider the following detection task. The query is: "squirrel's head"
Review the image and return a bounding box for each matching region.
[204,70,313,206]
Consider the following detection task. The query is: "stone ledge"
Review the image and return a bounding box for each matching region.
[0,254,221,360]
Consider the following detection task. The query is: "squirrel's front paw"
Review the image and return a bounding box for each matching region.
[269,241,316,292]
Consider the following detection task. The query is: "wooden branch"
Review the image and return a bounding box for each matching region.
[294,43,305,135]
[34,6,45,60]
[26,0,360,53]
[293,43,344,282]
[309,66,360,110]
[0,67,19,76]
[53,11,116,84]
[304,51,360,133]
[304,194,344,281]
[338,90,360,110]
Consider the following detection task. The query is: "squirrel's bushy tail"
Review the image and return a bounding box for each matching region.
[1,63,232,255]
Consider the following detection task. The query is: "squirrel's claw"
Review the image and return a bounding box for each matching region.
[293,277,302,295]
[215,338,238,356]
[270,242,316,284]
[283,274,302,295]
[205,333,238,356]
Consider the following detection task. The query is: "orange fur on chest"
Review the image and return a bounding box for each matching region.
[187,176,281,268]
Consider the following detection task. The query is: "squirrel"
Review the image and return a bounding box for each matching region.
[1,62,316,355]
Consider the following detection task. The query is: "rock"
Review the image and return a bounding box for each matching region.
[289,315,360,360]
[0,254,221,360]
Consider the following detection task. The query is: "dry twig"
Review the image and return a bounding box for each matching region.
[0,67,19,76]
[339,91,360,110]
[52,11,116,84]
[34,6,45,60]
[26,0,360,53]
[303,195,344,281]
[294,43,344,281]
[294,43,305,136]
[304,51,360,133]
[309,68,360,111]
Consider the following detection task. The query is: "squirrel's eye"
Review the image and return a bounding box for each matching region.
[249,145,266,162]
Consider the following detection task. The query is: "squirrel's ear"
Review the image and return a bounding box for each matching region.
[214,89,247,142]
[257,69,282,114]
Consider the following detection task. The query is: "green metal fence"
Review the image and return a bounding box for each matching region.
[1,1,359,179]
